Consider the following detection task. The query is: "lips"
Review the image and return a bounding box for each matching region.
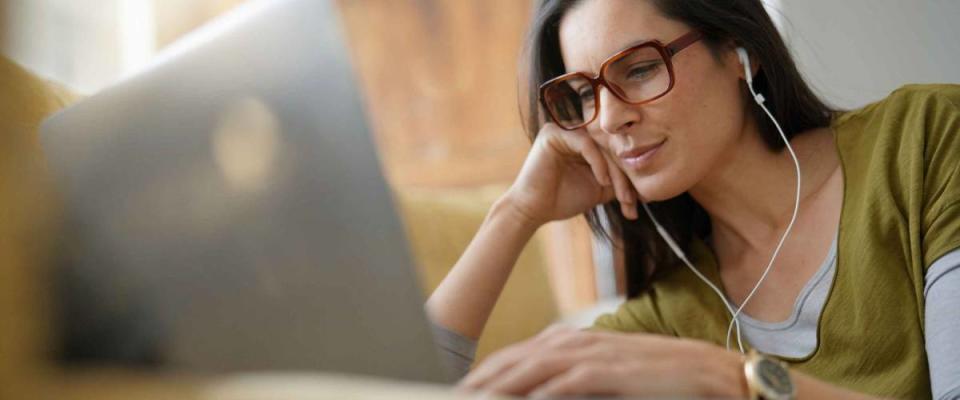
[618,139,666,161]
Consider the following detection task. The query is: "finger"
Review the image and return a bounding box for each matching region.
[531,324,577,343]
[604,152,639,220]
[529,362,619,399]
[602,153,637,220]
[462,328,597,392]
[459,340,537,389]
[567,132,611,187]
[485,337,622,396]
[482,351,584,395]
[540,329,603,351]
[603,155,626,204]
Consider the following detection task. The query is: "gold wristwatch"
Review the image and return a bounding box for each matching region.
[743,349,795,400]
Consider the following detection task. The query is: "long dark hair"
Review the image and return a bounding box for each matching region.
[522,0,835,297]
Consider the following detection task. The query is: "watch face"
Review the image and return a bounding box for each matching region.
[757,358,794,396]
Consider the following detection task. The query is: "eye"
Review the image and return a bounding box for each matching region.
[626,61,663,80]
[578,86,595,101]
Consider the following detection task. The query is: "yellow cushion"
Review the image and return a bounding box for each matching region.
[0,56,80,399]
[394,185,558,363]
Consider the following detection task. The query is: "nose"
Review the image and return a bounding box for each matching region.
[596,86,641,135]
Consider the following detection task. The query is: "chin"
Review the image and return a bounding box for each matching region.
[629,168,693,203]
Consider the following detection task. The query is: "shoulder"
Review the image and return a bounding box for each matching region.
[832,83,960,173]
[833,84,960,137]
[887,83,960,104]
[881,84,960,142]
[833,84,960,268]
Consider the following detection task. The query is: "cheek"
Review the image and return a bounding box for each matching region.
[662,63,745,153]
[625,69,745,198]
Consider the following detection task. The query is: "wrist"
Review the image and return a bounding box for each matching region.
[743,349,796,400]
[697,346,751,399]
[727,350,752,399]
[491,192,546,232]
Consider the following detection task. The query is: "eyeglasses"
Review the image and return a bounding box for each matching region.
[539,30,703,130]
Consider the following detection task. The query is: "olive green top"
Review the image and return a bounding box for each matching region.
[593,84,960,399]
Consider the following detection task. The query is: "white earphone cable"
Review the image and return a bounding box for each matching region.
[637,48,801,355]
[640,202,747,353]
[723,64,802,352]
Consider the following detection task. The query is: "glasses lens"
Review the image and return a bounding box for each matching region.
[542,75,595,129]
[606,46,670,103]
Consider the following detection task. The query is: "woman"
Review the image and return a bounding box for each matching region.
[426,0,960,398]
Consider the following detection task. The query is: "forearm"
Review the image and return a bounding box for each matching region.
[791,370,885,400]
[425,196,540,340]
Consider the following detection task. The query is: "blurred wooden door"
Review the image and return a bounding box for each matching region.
[337,0,533,188]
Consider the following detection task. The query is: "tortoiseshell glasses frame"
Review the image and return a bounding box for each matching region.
[539,30,704,130]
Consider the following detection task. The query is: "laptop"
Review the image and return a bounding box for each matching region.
[41,0,452,384]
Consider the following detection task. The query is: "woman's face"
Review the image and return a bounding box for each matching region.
[559,0,749,201]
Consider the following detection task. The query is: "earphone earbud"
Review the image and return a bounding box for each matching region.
[736,46,766,105]
[736,47,753,84]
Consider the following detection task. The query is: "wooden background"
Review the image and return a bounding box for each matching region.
[337,0,533,188]
[0,0,601,313]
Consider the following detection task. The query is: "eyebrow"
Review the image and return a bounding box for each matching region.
[565,37,654,75]
[619,38,653,51]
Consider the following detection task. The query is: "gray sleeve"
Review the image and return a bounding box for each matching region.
[924,248,960,400]
[429,321,478,380]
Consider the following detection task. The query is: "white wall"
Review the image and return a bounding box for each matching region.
[1,0,155,94]
[773,0,960,109]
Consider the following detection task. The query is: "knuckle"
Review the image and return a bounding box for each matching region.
[592,342,620,361]
[527,352,562,369]
[570,363,605,382]
[547,329,582,347]
[577,331,600,345]
[486,345,524,365]
[558,331,599,350]
[539,324,570,339]
[609,360,637,377]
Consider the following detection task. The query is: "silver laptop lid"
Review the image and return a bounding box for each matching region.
[41,0,450,384]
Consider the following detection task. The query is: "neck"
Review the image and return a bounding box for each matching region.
[688,122,837,256]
